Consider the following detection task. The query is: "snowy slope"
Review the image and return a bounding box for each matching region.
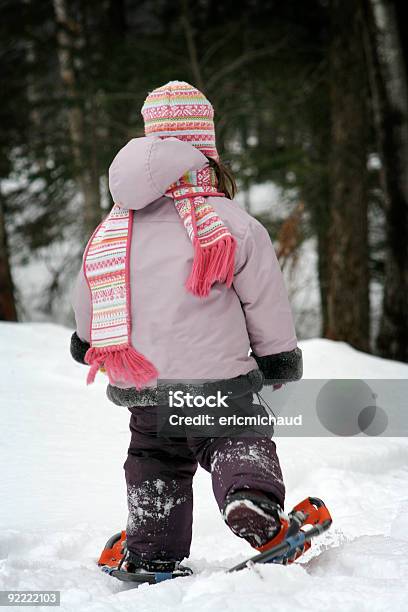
[0,322,407,611]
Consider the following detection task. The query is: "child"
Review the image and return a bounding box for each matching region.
[71,81,302,577]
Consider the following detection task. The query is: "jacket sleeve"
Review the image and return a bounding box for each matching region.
[233,219,302,384]
[70,265,91,365]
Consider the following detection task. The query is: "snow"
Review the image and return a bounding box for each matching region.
[0,322,407,611]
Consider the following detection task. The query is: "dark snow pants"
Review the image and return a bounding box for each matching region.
[124,393,285,561]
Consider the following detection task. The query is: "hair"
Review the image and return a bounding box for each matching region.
[206,156,237,200]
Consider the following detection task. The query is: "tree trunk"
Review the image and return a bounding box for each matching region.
[315,198,331,336]
[367,0,408,362]
[180,0,205,92]
[52,0,101,236]
[326,0,370,352]
[0,190,17,321]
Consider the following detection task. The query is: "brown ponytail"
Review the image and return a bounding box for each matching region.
[206,156,237,200]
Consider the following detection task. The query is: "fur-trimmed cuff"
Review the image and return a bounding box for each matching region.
[252,347,303,385]
[70,331,90,365]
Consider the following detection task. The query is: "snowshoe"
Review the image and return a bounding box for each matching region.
[97,531,192,584]
[98,497,332,581]
[228,496,332,571]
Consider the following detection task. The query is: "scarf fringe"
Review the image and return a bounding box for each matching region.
[85,345,158,390]
[186,235,237,297]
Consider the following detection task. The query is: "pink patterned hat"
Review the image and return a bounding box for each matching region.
[141,81,219,161]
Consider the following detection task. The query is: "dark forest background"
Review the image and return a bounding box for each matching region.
[1,0,407,362]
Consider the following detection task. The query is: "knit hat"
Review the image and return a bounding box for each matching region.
[141,81,219,161]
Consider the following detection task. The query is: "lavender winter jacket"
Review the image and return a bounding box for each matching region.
[71,136,302,399]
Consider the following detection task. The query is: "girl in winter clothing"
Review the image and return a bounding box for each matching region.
[71,81,302,576]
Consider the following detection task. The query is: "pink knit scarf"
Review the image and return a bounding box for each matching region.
[166,165,236,296]
[83,164,236,388]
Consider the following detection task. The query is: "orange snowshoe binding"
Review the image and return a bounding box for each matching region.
[228,496,332,571]
[97,531,192,584]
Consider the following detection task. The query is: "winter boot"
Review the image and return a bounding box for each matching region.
[223,489,284,548]
[123,550,193,577]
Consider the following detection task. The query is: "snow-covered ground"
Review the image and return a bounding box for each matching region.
[1,322,407,611]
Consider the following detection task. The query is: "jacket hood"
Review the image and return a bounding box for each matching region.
[108,136,207,210]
